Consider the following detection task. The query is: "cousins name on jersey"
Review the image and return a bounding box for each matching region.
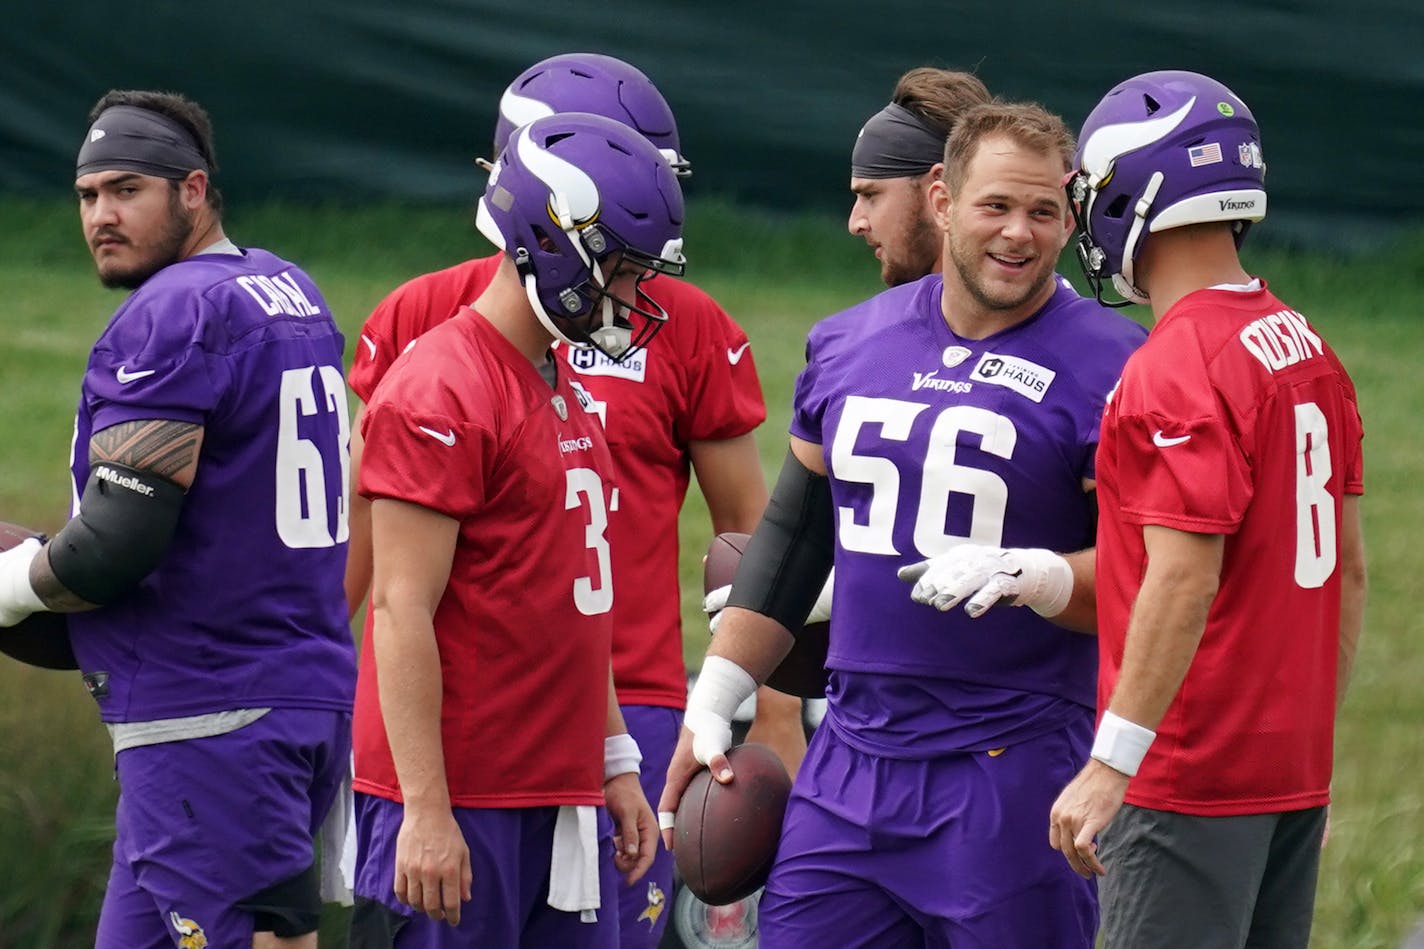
[1238,309,1324,374]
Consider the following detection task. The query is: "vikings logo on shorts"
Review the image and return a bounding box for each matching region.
[636,881,666,927]
[169,910,208,949]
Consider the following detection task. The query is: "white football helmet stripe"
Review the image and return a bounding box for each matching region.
[1080,97,1196,184]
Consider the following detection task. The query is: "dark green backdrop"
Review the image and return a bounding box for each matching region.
[4,2,1421,247]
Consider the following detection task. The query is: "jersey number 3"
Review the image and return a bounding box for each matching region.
[566,467,613,615]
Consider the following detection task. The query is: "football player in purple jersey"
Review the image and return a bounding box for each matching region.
[701,66,996,683]
[848,67,992,287]
[0,90,355,949]
[662,101,1146,947]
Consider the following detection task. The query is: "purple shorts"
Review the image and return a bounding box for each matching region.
[617,704,681,948]
[759,716,1097,949]
[351,793,620,948]
[95,708,350,949]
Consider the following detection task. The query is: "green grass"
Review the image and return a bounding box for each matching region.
[1,197,1420,948]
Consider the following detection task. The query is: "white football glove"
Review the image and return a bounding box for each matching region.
[701,584,732,634]
[897,545,1072,619]
[0,538,47,628]
[702,568,835,633]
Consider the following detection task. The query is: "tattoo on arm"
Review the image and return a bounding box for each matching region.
[89,419,204,487]
[28,420,203,612]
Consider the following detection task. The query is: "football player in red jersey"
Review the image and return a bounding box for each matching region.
[349,114,683,947]
[1044,71,1367,948]
[344,55,801,947]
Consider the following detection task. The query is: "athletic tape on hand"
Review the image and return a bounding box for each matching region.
[703,584,731,634]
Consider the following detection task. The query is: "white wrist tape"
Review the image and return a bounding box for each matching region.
[684,656,757,766]
[0,540,45,614]
[1090,710,1157,777]
[603,732,642,782]
[1014,548,1074,618]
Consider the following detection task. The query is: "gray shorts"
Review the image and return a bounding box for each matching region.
[1098,803,1326,949]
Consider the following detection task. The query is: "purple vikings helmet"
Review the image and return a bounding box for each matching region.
[491,53,690,177]
[476,112,686,361]
[1068,70,1267,305]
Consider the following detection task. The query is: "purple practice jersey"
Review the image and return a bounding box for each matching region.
[68,248,356,723]
[792,275,1145,756]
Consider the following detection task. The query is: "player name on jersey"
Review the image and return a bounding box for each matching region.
[1238,308,1323,374]
[236,271,323,318]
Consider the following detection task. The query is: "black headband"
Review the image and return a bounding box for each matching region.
[76,105,209,179]
[850,102,946,179]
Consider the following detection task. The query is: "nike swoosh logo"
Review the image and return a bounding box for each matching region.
[360,334,376,359]
[418,426,457,447]
[115,366,156,384]
[1153,430,1191,448]
[727,342,751,365]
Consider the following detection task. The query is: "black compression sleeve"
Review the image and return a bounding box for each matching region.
[47,462,185,605]
[725,448,835,632]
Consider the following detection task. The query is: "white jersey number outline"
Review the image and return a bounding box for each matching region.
[275,365,351,549]
[566,467,614,615]
[1293,401,1336,588]
[831,396,1013,557]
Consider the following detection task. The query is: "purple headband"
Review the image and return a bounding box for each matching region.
[76,105,209,179]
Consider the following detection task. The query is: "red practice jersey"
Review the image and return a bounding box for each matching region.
[350,254,766,708]
[1095,283,1364,816]
[353,310,617,807]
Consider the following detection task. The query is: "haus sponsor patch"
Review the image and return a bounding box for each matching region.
[969,352,1056,402]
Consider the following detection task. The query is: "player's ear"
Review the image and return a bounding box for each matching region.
[925,162,945,195]
[929,177,952,233]
[178,170,208,212]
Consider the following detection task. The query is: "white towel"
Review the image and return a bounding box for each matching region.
[319,753,356,906]
[547,805,600,923]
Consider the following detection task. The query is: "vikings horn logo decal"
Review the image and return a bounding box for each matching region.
[636,881,666,927]
[169,910,209,949]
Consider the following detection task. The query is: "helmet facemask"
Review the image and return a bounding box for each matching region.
[1067,168,1155,308]
[529,224,685,362]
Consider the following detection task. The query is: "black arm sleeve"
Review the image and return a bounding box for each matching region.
[725,448,835,633]
[47,462,185,605]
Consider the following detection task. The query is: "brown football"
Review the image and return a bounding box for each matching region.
[673,741,791,905]
[702,531,829,698]
[0,521,76,670]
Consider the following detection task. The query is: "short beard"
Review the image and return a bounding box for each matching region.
[881,210,940,288]
[948,234,1054,313]
[99,186,195,290]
